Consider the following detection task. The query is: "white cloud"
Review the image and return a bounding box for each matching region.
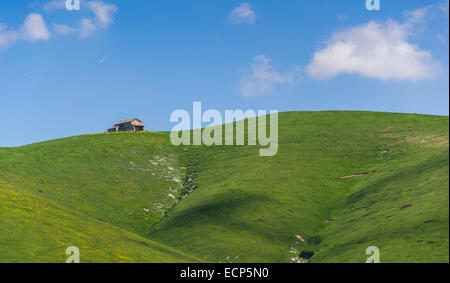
[20,13,51,41]
[0,13,50,50]
[438,0,449,13]
[0,24,19,50]
[52,23,76,35]
[79,18,98,37]
[404,6,433,24]
[42,0,118,38]
[1,1,117,51]
[239,55,295,96]
[435,33,447,45]
[86,1,117,27]
[79,1,117,37]
[230,3,256,24]
[306,20,441,80]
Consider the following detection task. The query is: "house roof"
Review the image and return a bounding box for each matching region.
[115,118,144,126]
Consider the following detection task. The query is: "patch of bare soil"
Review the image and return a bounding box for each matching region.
[340,171,376,179]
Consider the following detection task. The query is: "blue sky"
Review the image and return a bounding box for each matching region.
[0,0,448,147]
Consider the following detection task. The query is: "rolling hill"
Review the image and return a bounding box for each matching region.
[0,111,448,263]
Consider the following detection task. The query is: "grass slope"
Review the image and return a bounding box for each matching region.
[149,111,449,263]
[0,186,197,262]
[0,111,448,263]
[0,132,198,262]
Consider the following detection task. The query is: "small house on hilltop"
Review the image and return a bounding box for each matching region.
[108,119,144,132]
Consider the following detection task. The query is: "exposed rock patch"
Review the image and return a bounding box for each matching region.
[340,171,375,179]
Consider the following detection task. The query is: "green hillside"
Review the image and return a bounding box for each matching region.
[0,132,198,262]
[0,111,448,263]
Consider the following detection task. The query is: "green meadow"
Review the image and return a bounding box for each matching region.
[0,111,448,262]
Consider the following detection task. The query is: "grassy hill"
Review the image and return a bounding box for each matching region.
[0,111,448,263]
[0,132,198,262]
